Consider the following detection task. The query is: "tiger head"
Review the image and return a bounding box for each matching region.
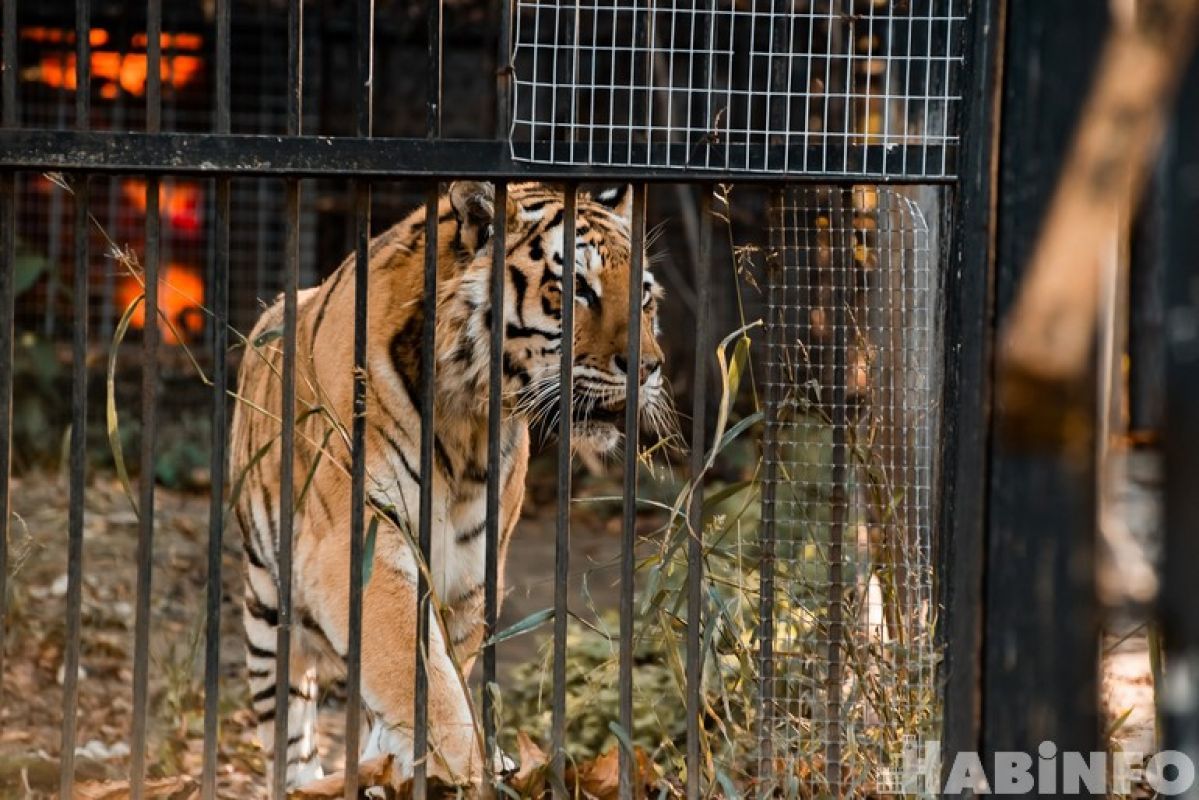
[448,181,674,455]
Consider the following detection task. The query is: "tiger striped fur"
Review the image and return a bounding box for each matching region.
[228,182,672,790]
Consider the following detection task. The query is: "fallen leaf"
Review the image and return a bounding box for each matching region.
[74,774,198,800]
[563,747,660,800]
[508,732,549,796]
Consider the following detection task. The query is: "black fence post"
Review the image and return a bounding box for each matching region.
[982,0,1107,774]
[939,0,1004,775]
[1160,45,1199,795]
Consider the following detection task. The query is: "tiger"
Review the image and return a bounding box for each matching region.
[228,181,672,790]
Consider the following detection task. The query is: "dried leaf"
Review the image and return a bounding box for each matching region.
[74,775,199,800]
[508,731,549,796]
[561,746,658,800]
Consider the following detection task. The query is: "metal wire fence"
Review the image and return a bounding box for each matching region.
[510,0,965,176]
[0,2,972,799]
[760,185,937,796]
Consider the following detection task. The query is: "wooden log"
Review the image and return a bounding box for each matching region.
[998,0,1199,444]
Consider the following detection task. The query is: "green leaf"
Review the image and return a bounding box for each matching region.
[607,721,635,756]
[715,768,741,799]
[14,253,49,297]
[361,515,379,587]
[716,411,763,456]
[252,326,284,348]
[484,607,554,646]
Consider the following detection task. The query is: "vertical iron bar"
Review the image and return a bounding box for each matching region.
[272,1,302,797]
[413,181,439,798]
[684,188,712,800]
[414,0,442,792]
[201,1,232,796]
[1160,44,1199,794]
[202,28,231,800]
[59,1,91,792]
[983,0,1103,763]
[0,171,10,706]
[482,182,507,777]
[757,191,784,792]
[131,0,162,794]
[344,3,374,797]
[0,0,15,714]
[551,184,576,795]
[824,190,849,797]
[273,184,301,800]
[495,0,513,140]
[1,0,15,126]
[488,2,511,782]
[938,0,1002,775]
[618,184,646,800]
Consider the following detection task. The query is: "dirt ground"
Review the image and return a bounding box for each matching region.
[0,461,1159,798]
[0,455,668,798]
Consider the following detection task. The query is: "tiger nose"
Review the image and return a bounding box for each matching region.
[613,354,660,384]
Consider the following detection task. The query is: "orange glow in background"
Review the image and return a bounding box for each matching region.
[21,26,110,47]
[121,180,204,235]
[21,28,204,98]
[115,263,206,346]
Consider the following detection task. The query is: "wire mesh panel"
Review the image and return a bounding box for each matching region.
[510,1,965,177]
[760,185,937,796]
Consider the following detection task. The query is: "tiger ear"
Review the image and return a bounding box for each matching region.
[449,181,526,254]
[449,181,498,254]
[592,184,634,223]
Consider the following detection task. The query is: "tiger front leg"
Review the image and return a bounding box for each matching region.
[308,540,484,788]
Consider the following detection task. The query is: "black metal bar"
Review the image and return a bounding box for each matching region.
[0,171,11,714]
[344,178,370,800]
[130,184,160,800]
[684,188,711,800]
[272,2,302,797]
[938,0,1003,775]
[1159,43,1199,795]
[147,1,162,135]
[2,0,15,127]
[414,0,442,792]
[202,180,230,800]
[495,0,513,140]
[982,0,1104,763]
[551,184,576,796]
[344,4,374,797]
[757,190,783,792]
[0,0,13,708]
[60,174,90,799]
[1129,160,1166,436]
[824,189,850,798]
[0,132,958,185]
[131,2,163,795]
[59,2,92,791]
[484,0,512,774]
[618,184,646,800]
[413,181,439,797]
[482,181,507,779]
[272,178,301,800]
[427,0,442,139]
[201,0,231,796]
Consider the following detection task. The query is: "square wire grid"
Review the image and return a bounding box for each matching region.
[510,0,965,177]
[760,186,938,796]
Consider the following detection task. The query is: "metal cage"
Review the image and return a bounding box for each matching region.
[0,1,1004,799]
[510,0,966,177]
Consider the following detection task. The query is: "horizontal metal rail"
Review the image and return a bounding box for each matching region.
[0,131,956,183]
